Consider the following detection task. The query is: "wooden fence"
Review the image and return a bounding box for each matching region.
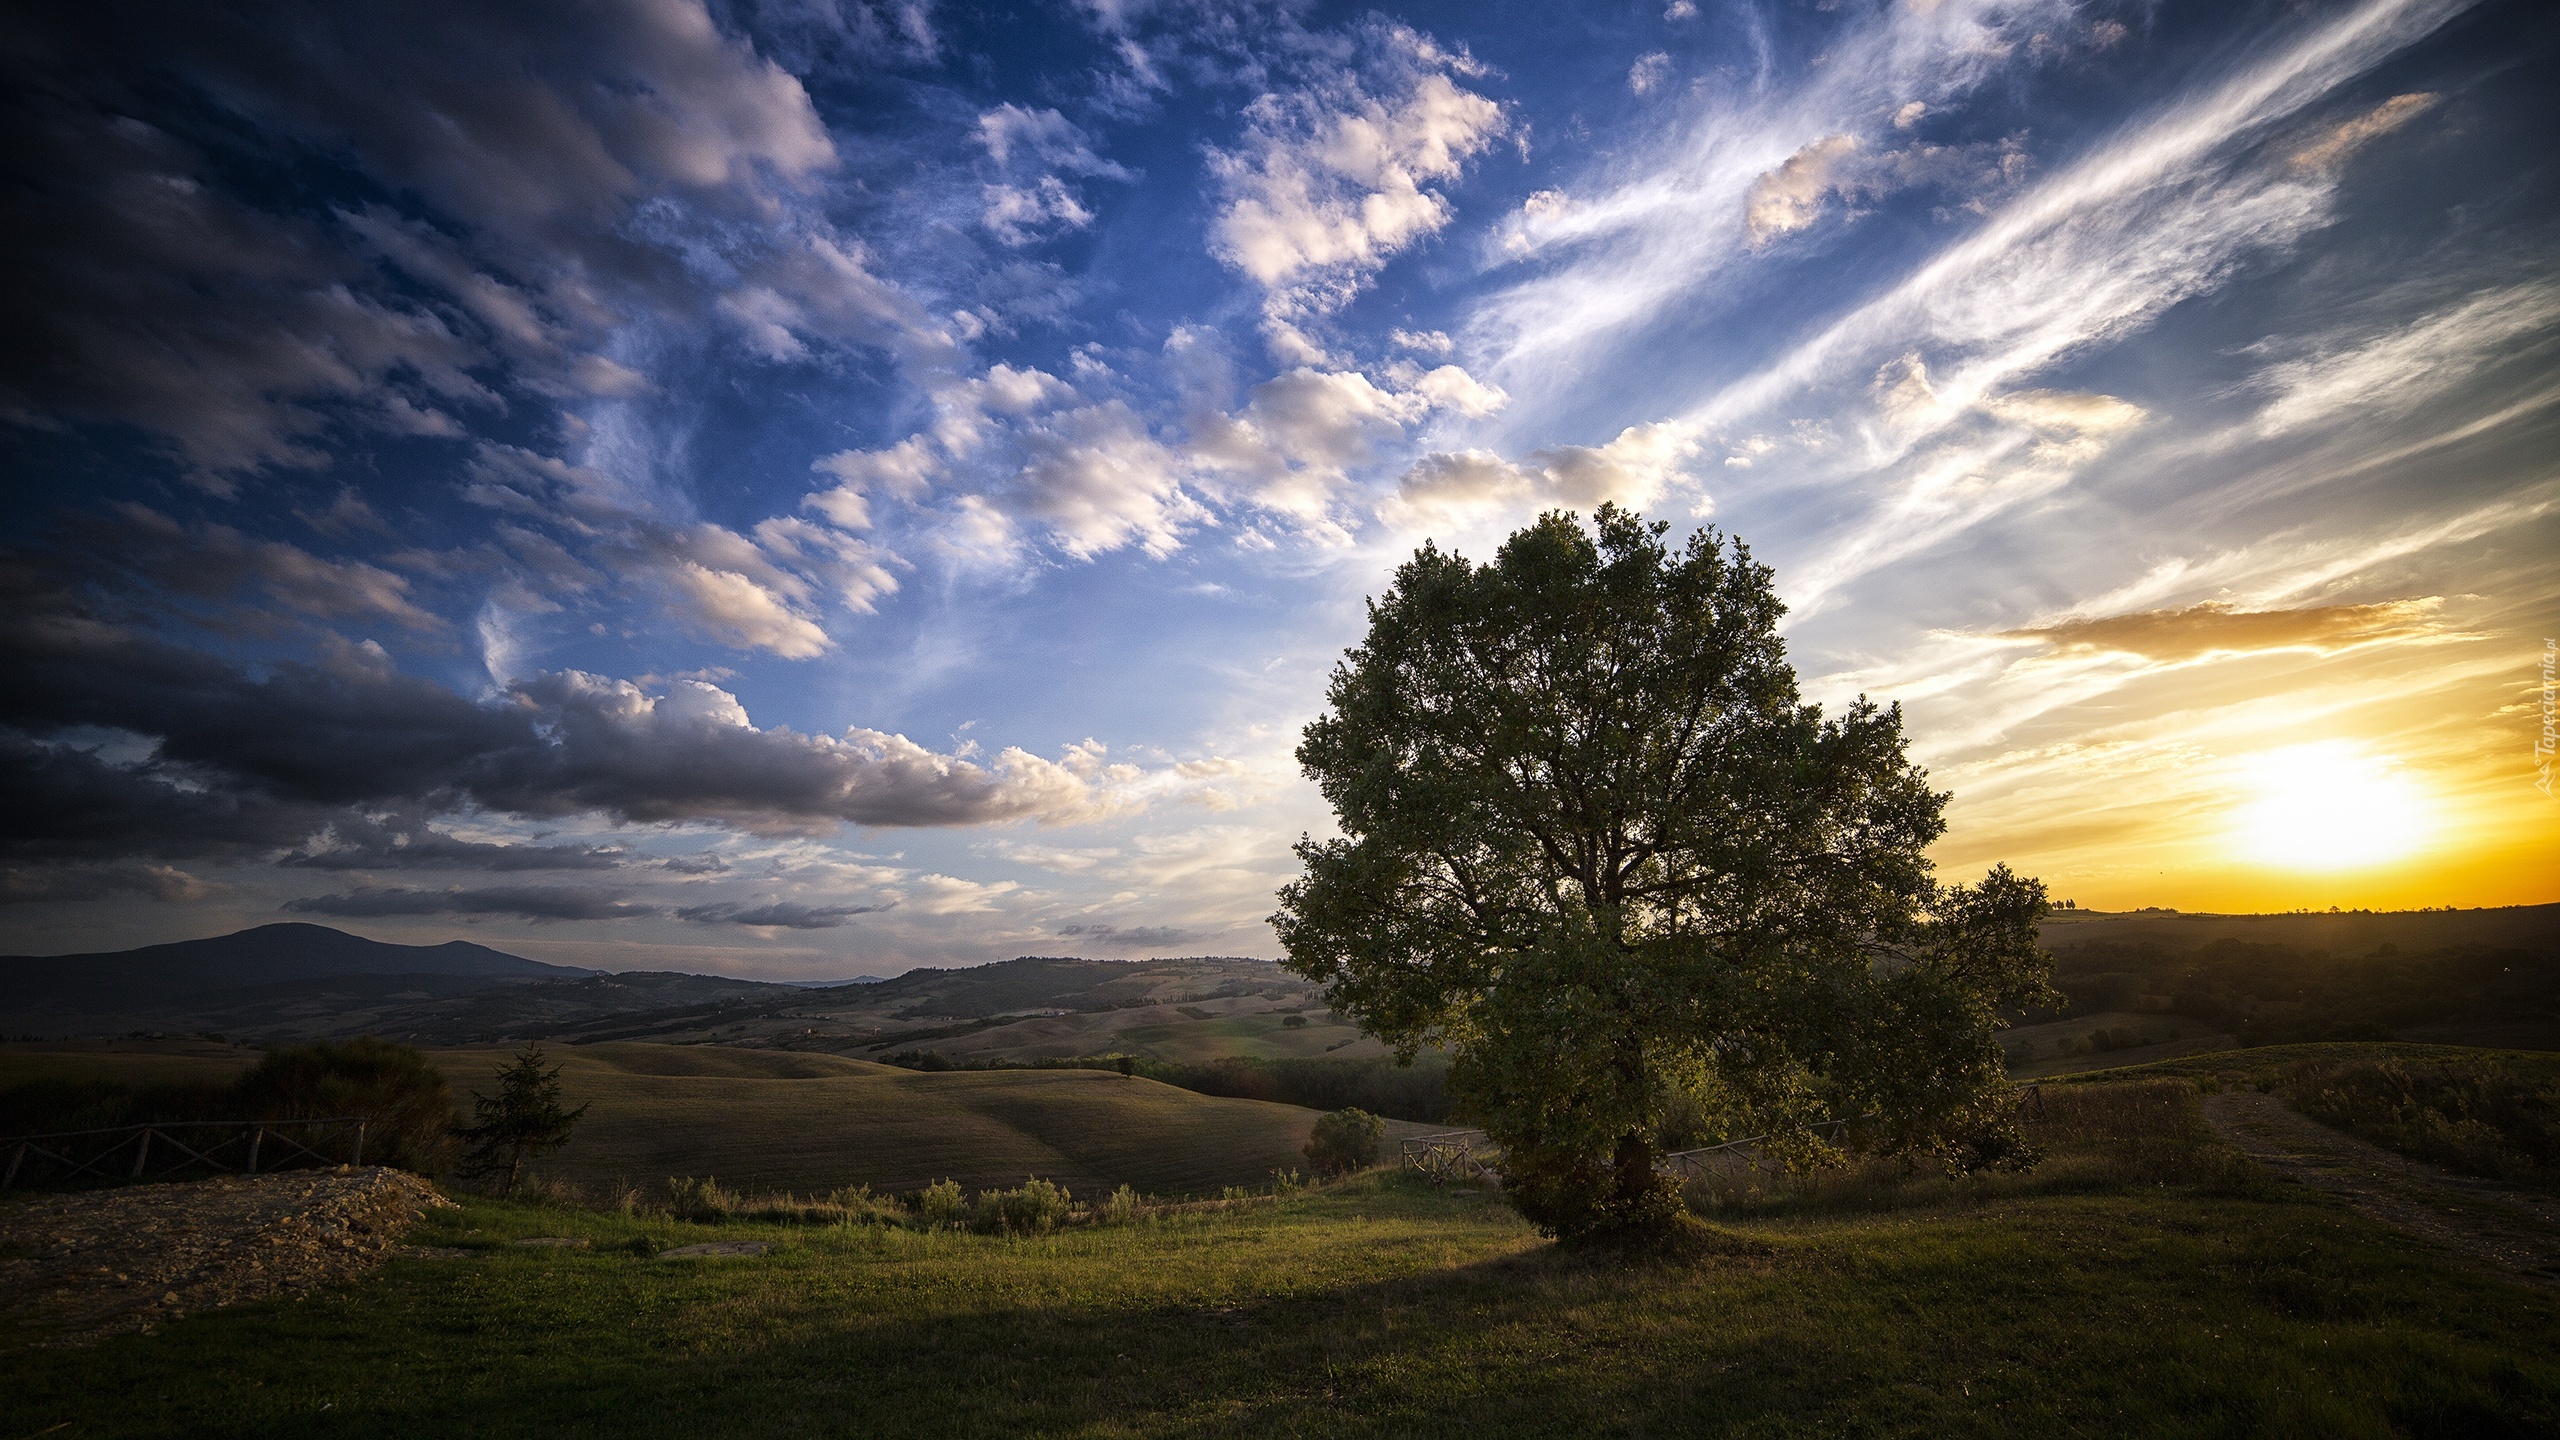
[1400,1129,1499,1183]
[1399,1090,2042,1189]
[1,1117,370,1190]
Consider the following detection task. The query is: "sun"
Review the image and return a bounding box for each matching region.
[2225,742,2435,871]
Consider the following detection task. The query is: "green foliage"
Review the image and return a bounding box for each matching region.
[1304,1107,1387,1175]
[917,1178,969,1228]
[2283,1057,2559,1188]
[666,1175,739,1222]
[231,1036,459,1174]
[1275,507,2054,1240]
[973,1178,1072,1234]
[458,1043,589,1197]
[1098,1183,1144,1225]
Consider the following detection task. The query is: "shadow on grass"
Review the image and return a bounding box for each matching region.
[8,1087,2559,1440]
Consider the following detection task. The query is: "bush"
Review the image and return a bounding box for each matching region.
[666,1175,738,1222]
[1304,1107,1386,1176]
[973,1178,1070,1234]
[2283,1058,2558,1187]
[1097,1183,1144,1225]
[230,1037,458,1174]
[0,1077,231,1136]
[917,1178,969,1228]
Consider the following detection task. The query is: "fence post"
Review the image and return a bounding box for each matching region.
[351,1121,365,1168]
[131,1127,153,1178]
[247,1127,264,1175]
[3,1140,22,1189]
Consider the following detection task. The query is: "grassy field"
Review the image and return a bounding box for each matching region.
[0,1041,1437,1198]
[2056,1042,2560,1192]
[5,1074,2557,1437]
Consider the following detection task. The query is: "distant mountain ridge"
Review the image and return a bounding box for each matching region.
[0,922,590,1003]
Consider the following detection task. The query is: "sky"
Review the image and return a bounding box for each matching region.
[2,0,2554,977]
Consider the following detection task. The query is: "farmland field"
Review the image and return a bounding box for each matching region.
[0,1041,1441,1197]
[4,1065,2557,1437]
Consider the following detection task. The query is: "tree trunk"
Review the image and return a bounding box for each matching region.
[505,1145,524,1199]
[1612,1130,1658,1217]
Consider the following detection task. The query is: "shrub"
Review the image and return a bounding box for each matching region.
[1281,1014,1308,1028]
[917,1178,969,1228]
[229,1037,458,1174]
[2284,1058,2558,1187]
[0,1077,231,1135]
[974,1178,1070,1234]
[1097,1183,1144,1225]
[1304,1107,1386,1176]
[666,1175,738,1222]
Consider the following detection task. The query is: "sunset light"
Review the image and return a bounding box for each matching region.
[2226,744,2436,872]
[0,0,2552,962]
[2,1,2556,1426]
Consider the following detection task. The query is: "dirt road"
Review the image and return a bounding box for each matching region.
[2202,1089,2560,1292]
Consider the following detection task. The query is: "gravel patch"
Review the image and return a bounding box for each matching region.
[0,1166,455,1347]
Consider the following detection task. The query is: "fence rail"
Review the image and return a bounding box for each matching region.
[1,1117,370,1190]
[1400,1129,1499,1183]
[1401,1091,2041,1189]
[1656,1117,1861,1182]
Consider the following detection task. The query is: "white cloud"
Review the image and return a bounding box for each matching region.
[1207,27,1504,349]
[2247,283,2560,438]
[973,104,1132,246]
[1629,52,1674,96]
[1381,420,1704,531]
[1744,133,1861,245]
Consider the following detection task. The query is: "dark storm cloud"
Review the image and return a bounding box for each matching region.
[0,581,1103,880]
[0,861,226,907]
[0,0,930,481]
[282,885,656,921]
[675,901,892,929]
[279,816,628,872]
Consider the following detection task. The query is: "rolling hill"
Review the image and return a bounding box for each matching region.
[0,1040,1435,1197]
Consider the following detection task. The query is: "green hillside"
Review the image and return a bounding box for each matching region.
[0,1041,1431,1198]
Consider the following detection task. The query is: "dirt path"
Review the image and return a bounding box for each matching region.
[0,1166,453,1347]
[2201,1089,2560,1291]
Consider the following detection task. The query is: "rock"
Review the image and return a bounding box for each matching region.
[657,1241,770,1259]
[0,1166,456,1348]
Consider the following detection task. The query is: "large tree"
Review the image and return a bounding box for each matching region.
[1274,506,2053,1239]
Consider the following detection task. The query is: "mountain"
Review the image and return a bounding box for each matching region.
[0,922,589,1006]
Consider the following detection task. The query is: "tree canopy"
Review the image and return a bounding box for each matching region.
[1274,506,2053,1239]
[458,1043,588,1198]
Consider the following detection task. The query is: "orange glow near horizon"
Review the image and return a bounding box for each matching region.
[1924,694,2560,916]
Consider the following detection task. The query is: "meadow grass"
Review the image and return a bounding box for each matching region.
[2059,1043,2560,1193]
[5,1075,2556,1438]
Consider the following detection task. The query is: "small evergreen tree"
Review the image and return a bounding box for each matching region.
[459,1043,589,1197]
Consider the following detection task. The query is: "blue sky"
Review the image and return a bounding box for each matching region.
[4,0,2555,975]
